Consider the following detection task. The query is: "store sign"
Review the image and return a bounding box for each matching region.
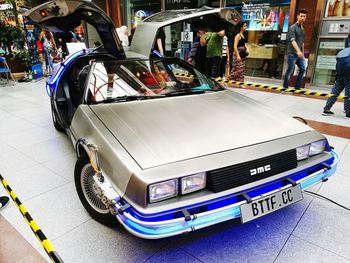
[165,0,204,9]
[241,2,279,31]
[319,41,345,49]
[316,55,336,70]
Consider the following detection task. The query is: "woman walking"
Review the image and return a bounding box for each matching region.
[231,21,249,82]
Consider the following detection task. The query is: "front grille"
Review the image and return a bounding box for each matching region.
[207,149,297,193]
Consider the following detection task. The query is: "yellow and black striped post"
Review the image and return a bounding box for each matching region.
[173,72,349,101]
[0,174,64,263]
[214,78,350,101]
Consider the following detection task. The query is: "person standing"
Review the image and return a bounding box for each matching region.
[0,196,9,210]
[322,40,350,119]
[39,29,57,76]
[118,25,129,47]
[283,9,308,90]
[345,33,350,48]
[322,73,350,119]
[187,30,207,73]
[200,30,225,78]
[220,35,230,78]
[231,21,249,82]
[154,28,166,56]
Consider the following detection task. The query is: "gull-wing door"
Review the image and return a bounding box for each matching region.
[130,7,241,57]
[25,0,125,59]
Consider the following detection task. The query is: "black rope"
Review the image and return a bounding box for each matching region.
[304,190,350,211]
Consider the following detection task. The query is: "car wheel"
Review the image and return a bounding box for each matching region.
[74,153,117,225]
[51,105,65,133]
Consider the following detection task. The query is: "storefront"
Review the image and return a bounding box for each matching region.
[117,0,295,79]
[312,0,350,87]
[224,0,292,79]
[115,0,331,87]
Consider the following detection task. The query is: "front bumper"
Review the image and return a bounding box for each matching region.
[113,149,339,239]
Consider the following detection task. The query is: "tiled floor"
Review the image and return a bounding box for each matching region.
[0,79,349,263]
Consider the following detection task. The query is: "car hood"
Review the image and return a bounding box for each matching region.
[90,90,312,169]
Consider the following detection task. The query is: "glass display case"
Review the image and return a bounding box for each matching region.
[312,0,350,86]
[313,39,345,85]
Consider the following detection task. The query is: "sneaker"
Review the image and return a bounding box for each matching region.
[322,110,334,116]
[0,196,9,210]
[345,114,350,119]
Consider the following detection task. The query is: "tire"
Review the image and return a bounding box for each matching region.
[74,153,117,225]
[51,105,65,133]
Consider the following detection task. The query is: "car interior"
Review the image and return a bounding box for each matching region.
[54,53,114,127]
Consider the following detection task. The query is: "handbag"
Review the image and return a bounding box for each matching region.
[239,49,248,58]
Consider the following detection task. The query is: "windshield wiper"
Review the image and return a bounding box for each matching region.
[92,95,165,104]
[165,89,206,97]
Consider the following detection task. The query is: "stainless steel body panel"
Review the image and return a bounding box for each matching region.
[125,130,328,212]
[90,90,311,169]
[70,106,141,195]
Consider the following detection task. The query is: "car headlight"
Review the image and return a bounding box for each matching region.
[149,179,178,203]
[296,144,310,160]
[181,172,206,194]
[309,139,326,156]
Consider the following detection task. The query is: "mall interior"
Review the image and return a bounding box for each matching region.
[0,0,350,263]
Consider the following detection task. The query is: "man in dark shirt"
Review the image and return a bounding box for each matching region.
[283,9,307,90]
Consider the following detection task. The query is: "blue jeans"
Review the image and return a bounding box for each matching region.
[44,49,54,74]
[283,53,305,89]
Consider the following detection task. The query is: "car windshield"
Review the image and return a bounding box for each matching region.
[86,58,223,104]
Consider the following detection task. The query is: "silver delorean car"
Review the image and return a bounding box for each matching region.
[26,0,339,239]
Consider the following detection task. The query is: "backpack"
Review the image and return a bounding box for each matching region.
[336,47,350,75]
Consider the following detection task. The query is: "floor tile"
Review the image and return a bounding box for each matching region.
[42,153,76,182]
[325,135,349,154]
[174,219,290,263]
[146,245,201,263]
[1,164,68,201]
[53,219,167,263]
[1,127,60,149]
[292,197,350,259]
[275,235,350,263]
[343,142,350,155]
[17,136,74,163]
[317,173,350,211]
[0,149,39,175]
[335,153,350,177]
[0,115,37,136]
[0,140,15,155]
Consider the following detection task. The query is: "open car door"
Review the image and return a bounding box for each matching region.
[25,0,125,59]
[130,7,242,57]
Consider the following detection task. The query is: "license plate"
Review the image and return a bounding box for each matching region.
[240,185,303,223]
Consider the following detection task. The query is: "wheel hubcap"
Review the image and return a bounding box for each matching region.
[81,164,109,214]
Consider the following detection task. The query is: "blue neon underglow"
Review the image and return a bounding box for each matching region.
[116,150,338,237]
[123,205,242,236]
[127,154,338,223]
